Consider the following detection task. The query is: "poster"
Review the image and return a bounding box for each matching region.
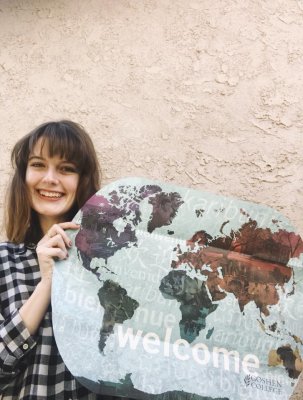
[52,177,303,399]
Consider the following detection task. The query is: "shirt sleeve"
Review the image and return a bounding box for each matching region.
[0,308,37,387]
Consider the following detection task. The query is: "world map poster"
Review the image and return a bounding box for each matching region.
[52,177,303,400]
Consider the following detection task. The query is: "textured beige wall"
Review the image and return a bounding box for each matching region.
[0,0,302,237]
[0,0,303,396]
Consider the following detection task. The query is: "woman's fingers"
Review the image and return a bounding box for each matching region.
[36,244,68,261]
[37,234,68,263]
[37,222,80,281]
[45,222,80,248]
[44,234,68,258]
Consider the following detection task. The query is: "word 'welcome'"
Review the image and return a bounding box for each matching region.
[117,325,259,376]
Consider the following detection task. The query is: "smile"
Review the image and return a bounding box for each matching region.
[38,190,64,199]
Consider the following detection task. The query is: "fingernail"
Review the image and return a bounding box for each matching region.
[66,253,69,258]
[69,241,72,247]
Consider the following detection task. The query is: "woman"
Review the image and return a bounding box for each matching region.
[0,120,124,399]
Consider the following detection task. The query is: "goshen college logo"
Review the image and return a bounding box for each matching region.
[244,375,283,395]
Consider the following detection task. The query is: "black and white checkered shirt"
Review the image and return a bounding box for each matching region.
[0,242,127,400]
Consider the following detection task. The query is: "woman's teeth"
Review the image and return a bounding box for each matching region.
[39,190,63,198]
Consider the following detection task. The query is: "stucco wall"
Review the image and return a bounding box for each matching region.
[0,0,303,396]
[0,0,302,236]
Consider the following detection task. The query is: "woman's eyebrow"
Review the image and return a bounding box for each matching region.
[28,155,45,161]
[28,156,76,165]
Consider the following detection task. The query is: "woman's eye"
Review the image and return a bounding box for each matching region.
[60,165,77,173]
[30,162,45,168]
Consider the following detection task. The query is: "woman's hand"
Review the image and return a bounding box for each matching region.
[20,222,80,335]
[36,222,80,282]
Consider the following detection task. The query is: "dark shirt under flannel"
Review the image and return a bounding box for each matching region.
[0,242,129,400]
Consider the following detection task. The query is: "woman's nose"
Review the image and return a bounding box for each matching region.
[42,167,59,184]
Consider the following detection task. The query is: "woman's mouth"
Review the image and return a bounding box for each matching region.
[37,189,64,199]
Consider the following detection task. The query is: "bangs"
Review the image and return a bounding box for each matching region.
[28,122,87,173]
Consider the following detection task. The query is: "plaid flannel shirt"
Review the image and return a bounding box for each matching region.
[0,242,129,400]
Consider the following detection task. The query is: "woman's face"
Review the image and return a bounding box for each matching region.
[25,138,79,232]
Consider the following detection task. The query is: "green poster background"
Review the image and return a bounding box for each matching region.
[52,177,303,400]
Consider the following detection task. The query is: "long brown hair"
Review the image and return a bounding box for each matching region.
[5,120,101,244]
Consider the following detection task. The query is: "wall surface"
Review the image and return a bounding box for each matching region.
[0,0,303,232]
[0,0,303,394]
[0,0,302,237]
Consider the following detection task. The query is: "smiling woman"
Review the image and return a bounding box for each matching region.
[6,121,100,245]
[0,121,131,399]
[26,140,80,235]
